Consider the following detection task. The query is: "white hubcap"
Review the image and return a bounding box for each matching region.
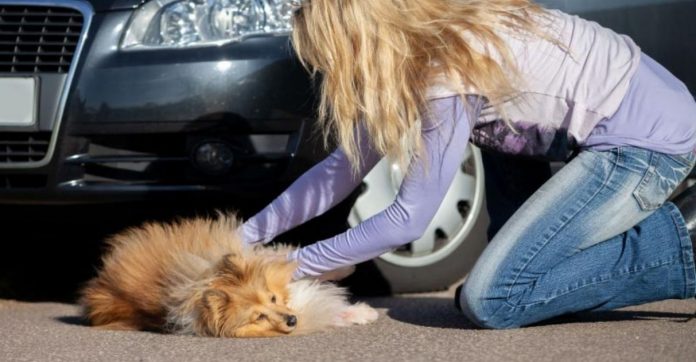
[348,145,486,267]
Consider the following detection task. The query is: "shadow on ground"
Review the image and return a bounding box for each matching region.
[365,296,696,330]
[55,315,87,327]
[367,297,476,329]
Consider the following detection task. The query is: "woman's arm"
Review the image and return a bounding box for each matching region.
[242,126,382,245]
[289,95,476,279]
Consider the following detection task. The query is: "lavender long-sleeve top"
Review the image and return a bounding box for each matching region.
[242,54,696,280]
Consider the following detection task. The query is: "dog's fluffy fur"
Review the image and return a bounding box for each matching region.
[79,213,377,337]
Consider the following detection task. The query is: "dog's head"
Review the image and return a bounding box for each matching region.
[195,253,298,338]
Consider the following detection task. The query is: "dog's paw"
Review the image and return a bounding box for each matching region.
[335,303,379,326]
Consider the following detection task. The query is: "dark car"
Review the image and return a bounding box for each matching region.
[0,0,321,205]
[0,0,694,293]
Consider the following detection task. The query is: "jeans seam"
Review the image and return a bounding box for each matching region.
[665,202,696,298]
[665,150,696,167]
[503,256,680,309]
[504,149,620,305]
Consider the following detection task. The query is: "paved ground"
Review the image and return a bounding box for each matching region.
[1,292,694,362]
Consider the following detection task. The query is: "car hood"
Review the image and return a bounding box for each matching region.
[86,0,145,12]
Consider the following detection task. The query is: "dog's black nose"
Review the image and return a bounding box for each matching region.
[285,314,297,327]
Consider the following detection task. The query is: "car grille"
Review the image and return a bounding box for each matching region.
[1,174,46,188]
[0,5,83,73]
[0,132,51,163]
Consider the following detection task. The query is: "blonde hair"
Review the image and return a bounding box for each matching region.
[292,0,549,173]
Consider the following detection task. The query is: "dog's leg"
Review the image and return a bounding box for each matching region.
[334,302,379,326]
[94,321,139,331]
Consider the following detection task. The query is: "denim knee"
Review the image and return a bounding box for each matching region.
[456,281,521,330]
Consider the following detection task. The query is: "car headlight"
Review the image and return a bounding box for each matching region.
[121,0,295,50]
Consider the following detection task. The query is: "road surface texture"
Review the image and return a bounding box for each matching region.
[1,291,695,362]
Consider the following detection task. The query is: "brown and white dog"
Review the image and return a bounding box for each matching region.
[79,213,378,337]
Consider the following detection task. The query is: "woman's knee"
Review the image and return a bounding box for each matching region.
[456,281,523,330]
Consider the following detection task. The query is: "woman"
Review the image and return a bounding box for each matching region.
[241,0,696,329]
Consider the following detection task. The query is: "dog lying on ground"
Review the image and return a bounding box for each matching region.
[79,213,378,337]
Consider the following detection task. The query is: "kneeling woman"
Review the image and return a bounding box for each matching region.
[241,0,696,328]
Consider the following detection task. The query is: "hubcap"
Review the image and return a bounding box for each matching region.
[348,145,486,267]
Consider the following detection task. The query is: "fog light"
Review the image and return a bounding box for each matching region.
[193,141,235,175]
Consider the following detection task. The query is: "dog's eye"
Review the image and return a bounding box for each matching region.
[257,313,268,321]
[271,295,277,304]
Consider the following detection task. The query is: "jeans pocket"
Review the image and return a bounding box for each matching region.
[632,151,695,211]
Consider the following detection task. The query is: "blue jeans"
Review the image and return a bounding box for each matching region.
[458,146,696,329]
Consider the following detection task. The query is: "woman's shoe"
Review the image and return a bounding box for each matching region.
[454,284,463,311]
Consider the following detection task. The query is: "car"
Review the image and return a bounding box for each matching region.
[0,0,322,204]
[0,0,694,294]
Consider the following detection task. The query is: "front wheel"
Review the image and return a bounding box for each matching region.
[348,145,489,293]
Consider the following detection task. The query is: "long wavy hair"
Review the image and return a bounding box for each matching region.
[292,0,550,173]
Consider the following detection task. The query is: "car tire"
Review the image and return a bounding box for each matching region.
[348,145,489,293]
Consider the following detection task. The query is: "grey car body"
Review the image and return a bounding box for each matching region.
[0,0,692,205]
[0,0,319,205]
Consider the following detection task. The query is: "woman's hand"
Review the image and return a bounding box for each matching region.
[285,247,355,281]
[317,265,356,282]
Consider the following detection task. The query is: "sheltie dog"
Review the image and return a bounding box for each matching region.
[79,213,378,338]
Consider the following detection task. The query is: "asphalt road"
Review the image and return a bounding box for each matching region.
[1,292,695,362]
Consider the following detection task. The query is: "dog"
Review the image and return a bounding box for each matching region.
[79,213,378,337]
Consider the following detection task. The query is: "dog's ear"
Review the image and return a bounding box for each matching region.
[215,253,245,282]
[202,289,229,310]
[196,289,230,337]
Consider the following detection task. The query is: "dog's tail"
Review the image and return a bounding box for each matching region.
[79,277,141,330]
